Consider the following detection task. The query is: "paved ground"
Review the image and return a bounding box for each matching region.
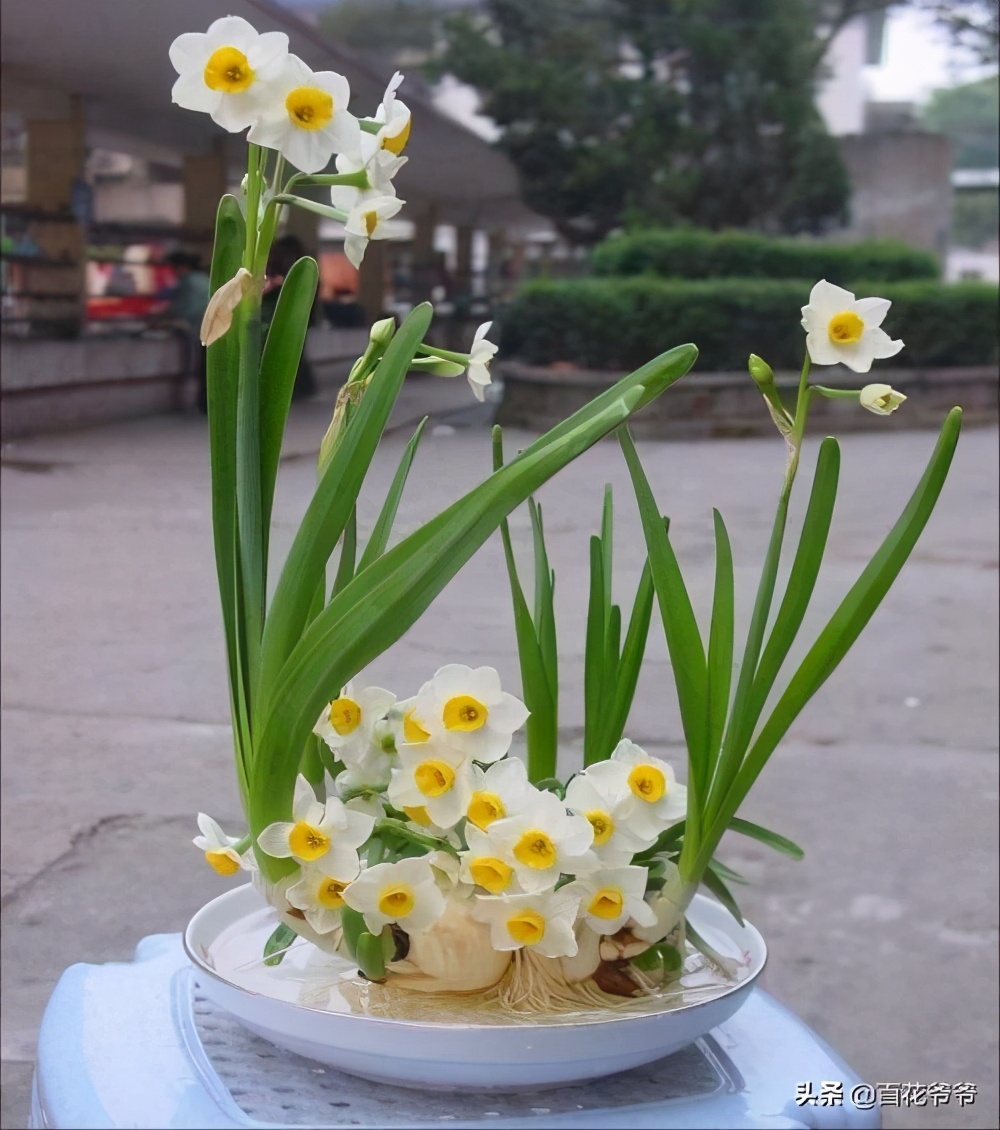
[2,377,997,1129]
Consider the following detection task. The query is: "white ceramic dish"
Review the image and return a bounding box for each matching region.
[185,884,765,1091]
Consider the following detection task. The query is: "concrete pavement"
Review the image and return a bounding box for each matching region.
[2,378,997,1129]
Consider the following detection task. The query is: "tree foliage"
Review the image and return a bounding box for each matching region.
[433,0,850,243]
[922,75,999,170]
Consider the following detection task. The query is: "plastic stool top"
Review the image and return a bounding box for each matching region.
[31,933,880,1130]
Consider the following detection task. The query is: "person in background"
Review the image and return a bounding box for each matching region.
[165,250,211,414]
[262,235,317,401]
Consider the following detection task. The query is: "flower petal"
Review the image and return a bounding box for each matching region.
[257,822,295,858]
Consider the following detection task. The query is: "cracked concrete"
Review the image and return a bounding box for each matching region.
[1,379,997,1129]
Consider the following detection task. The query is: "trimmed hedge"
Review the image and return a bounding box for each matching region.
[591,229,941,284]
[500,278,999,373]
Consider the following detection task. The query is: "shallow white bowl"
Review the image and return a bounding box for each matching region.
[185,884,765,1091]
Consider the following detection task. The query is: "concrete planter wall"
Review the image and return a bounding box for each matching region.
[0,326,370,440]
[497,362,998,438]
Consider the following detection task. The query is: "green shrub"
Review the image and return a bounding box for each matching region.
[500,278,998,372]
[591,229,941,284]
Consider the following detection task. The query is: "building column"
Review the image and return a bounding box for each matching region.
[410,204,438,304]
[357,240,387,322]
[454,224,474,297]
[182,148,227,264]
[23,97,88,333]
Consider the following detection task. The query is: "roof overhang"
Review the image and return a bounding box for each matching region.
[0,0,545,231]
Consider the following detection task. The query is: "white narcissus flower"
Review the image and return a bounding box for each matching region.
[465,322,499,402]
[460,823,518,894]
[257,774,374,871]
[631,859,688,944]
[342,856,446,935]
[564,773,656,865]
[407,664,529,764]
[247,54,361,174]
[488,789,597,893]
[286,861,357,934]
[200,268,254,346]
[330,138,406,215]
[473,887,581,958]
[343,195,404,269]
[582,739,686,841]
[193,813,245,876]
[466,757,533,831]
[169,17,289,132]
[859,383,907,416]
[314,682,395,765]
[387,744,474,829]
[801,280,904,374]
[373,72,412,157]
[564,866,658,936]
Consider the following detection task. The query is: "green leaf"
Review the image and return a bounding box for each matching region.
[340,907,367,959]
[235,297,265,711]
[605,560,655,755]
[583,535,607,765]
[357,417,428,571]
[706,856,746,885]
[707,409,962,859]
[256,304,433,710]
[706,509,734,779]
[618,428,708,793]
[205,196,250,797]
[331,507,357,599]
[744,438,840,733]
[495,432,558,781]
[728,816,804,860]
[356,931,387,980]
[262,922,298,966]
[258,257,319,558]
[700,864,745,925]
[528,499,558,707]
[250,344,698,870]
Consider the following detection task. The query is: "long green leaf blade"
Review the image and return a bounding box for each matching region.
[331,507,357,598]
[258,257,319,556]
[357,417,428,572]
[606,560,655,752]
[706,509,735,778]
[257,304,433,709]
[495,432,557,780]
[583,536,606,765]
[728,817,804,860]
[710,409,962,851]
[618,428,709,786]
[744,438,840,732]
[206,196,249,795]
[701,865,745,925]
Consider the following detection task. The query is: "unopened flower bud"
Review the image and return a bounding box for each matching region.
[369,316,396,350]
[748,353,793,438]
[860,383,906,416]
[748,354,775,389]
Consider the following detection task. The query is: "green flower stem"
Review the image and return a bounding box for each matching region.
[359,119,381,136]
[701,355,813,841]
[242,144,263,272]
[415,343,471,366]
[284,170,371,190]
[811,385,862,400]
[269,195,349,224]
[251,156,286,279]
